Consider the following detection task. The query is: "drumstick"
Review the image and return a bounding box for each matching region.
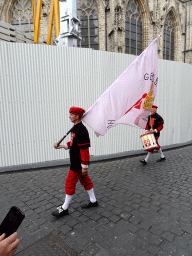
[56,128,73,147]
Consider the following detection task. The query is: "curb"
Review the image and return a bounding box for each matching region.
[0,140,192,174]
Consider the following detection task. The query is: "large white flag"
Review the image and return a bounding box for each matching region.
[82,36,160,136]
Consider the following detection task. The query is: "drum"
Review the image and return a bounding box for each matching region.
[140,132,158,151]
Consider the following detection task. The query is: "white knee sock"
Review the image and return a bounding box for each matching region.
[87,188,96,203]
[159,148,165,158]
[62,194,73,210]
[145,152,151,162]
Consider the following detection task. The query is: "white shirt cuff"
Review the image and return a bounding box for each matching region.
[64,143,69,150]
[81,164,88,169]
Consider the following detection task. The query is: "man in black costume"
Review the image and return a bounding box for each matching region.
[140,105,166,165]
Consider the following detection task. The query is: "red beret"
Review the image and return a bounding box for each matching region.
[69,107,85,117]
[152,105,158,109]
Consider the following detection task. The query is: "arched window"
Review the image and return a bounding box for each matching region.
[77,0,99,50]
[11,0,33,35]
[125,0,142,55]
[163,12,175,61]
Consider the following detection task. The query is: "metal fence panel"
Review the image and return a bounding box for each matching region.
[0,41,192,167]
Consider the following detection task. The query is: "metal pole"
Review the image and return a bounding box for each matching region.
[32,0,36,35]
[47,0,54,45]
[54,0,60,38]
[34,0,43,44]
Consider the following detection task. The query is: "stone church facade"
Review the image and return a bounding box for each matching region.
[0,0,192,64]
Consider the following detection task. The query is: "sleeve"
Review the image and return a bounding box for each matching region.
[65,130,74,149]
[80,148,90,168]
[63,141,71,149]
[64,143,70,149]
[77,127,91,168]
[156,115,164,132]
[156,124,163,132]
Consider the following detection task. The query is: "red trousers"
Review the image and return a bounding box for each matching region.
[147,136,161,153]
[65,170,93,195]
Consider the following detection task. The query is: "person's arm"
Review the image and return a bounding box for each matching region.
[77,128,90,175]
[80,147,90,175]
[0,232,19,256]
[54,142,70,149]
[154,116,164,133]
[151,117,164,133]
[156,122,164,132]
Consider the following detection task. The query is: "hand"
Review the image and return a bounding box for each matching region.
[54,143,63,149]
[54,143,58,149]
[82,168,88,176]
[150,129,156,133]
[0,232,19,256]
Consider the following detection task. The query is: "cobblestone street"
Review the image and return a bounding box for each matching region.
[1,146,192,256]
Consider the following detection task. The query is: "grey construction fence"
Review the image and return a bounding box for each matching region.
[0,41,192,170]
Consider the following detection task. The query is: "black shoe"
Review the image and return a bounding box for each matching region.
[51,206,69,217]
[140,159,147,165]
[157,157,166,162]
[81,201,98,209]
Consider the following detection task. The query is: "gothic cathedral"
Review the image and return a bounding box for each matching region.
[0,0,192,64]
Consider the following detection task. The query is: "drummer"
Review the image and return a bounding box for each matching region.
[140,105,166,165]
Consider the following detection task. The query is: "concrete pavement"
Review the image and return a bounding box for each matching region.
[1,145,192,255]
